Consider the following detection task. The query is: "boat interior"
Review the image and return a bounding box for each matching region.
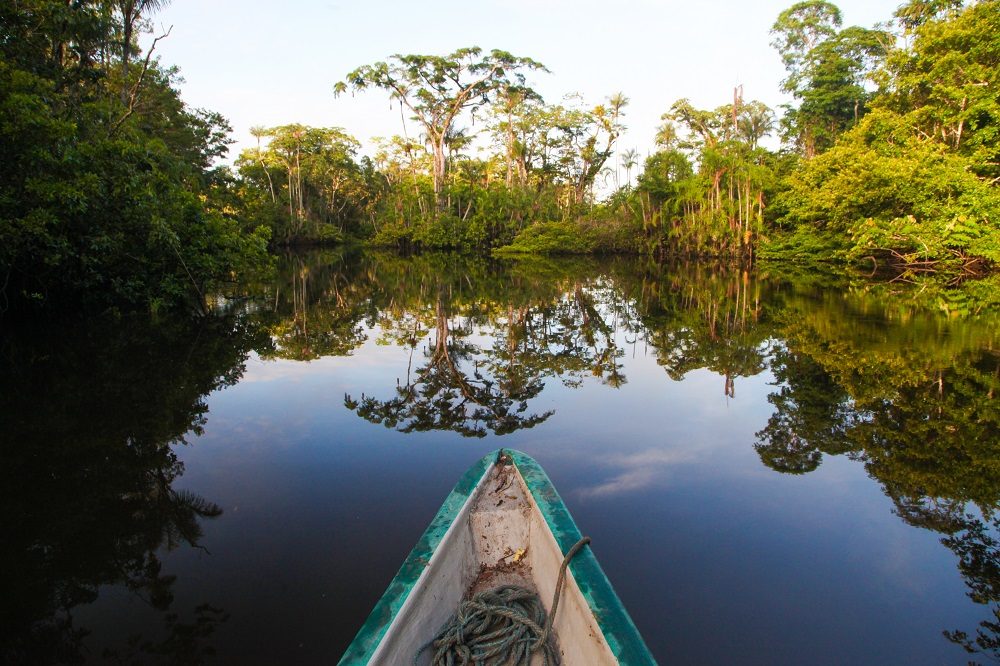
[369,458,618,664]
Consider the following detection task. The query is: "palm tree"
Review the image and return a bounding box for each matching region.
[621,148,639,189]
[739,101,775,150]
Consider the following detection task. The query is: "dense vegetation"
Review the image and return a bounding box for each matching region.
[4,2,998,660]
[231,0,999,271]
[1,0,997,315]
[0,0,270,314]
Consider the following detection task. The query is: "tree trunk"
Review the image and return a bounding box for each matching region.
[431,134,446,211]
[120,3,135,104]
[286,168,294,238]
[505,110,514,188]
[255,141,276,203]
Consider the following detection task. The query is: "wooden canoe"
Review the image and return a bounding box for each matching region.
[338,449,656,665]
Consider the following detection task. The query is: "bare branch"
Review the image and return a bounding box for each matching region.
[108,24,173,137]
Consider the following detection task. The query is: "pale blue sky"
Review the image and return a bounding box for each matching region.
[149,0,903,164]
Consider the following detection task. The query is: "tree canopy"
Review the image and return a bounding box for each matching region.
[4,0,1000,316]
[336,48,546,203]
[0,0,271,315]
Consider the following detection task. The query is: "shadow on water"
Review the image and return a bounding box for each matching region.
[5,249,1000,662]
[0,313,270,664]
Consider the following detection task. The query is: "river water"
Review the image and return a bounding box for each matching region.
[4,250,1000,664]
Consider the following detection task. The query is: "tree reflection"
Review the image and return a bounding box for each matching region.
[257,251,372,361]
[633,262,770,396]
[755,347,856,474]
[348,291,553,437]
[0,314,266,663]
[251,250,1000,659]
[331,253,647,437]
[12,248,1000,662]
[264,254,787,437]
[754,286,1000,661]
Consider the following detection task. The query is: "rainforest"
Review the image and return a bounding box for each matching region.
[3,1,1000,664]
[2,0,999,315]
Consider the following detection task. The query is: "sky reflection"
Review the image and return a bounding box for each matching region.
[6,252,1000,664]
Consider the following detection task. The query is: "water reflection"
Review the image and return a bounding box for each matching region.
[343,265,639,436]
[753,285,1000,659]
[5,251,1000,663]
[633,264,768,396]
[257,252,371,361]
[347,289,555,437]
[256,252,631,435]
[0,315,268,663]
[254,251,1000,661]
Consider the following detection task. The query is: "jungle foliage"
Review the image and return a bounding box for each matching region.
[0,0,271,315]
[4,0,999,316]
[772,0,1000,269]
[228,0,998,271]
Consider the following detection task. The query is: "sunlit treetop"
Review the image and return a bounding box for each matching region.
[336,47,547,198]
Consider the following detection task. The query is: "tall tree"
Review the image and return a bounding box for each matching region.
[491,86,543,188]
[336,48,546,206]
[0,0,269,313]
[770,0,843,94]
[570,93,628,203]
[771,1,888,156]
[653,94,776,257]
[236,125,366,242]
[883,0,1000,178]
[776,0,1000,267]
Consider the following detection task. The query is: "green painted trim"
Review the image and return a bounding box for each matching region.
[337,452,493,665]
[339,449,657,665]
[509,450,658,666]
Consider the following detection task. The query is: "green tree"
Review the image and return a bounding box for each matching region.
[650,93,777,257]
[236,124,368,244]
[772,1,888,156]
[770,0,843,91]
[0,0,270,314]
[883,0,1000,180]
[778,108,1000,266]
[336,48,546,206]
[769,0,1000,268]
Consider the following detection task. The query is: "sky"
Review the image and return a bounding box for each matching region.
[147,0,904,166]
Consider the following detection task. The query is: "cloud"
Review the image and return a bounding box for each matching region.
[578,448,696,498]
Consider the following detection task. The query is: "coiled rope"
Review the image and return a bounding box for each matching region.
[415,536,592,666]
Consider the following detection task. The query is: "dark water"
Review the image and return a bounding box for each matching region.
[4,251,1000,665]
